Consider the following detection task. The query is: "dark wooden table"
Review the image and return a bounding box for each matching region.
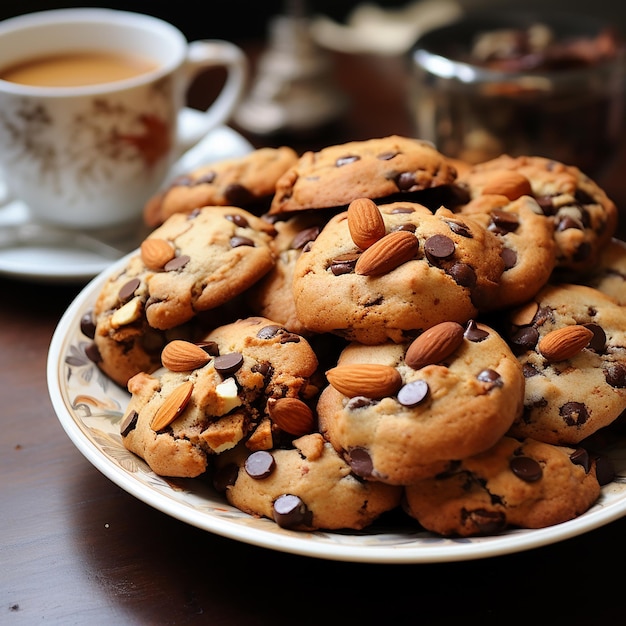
[3,44,626,625]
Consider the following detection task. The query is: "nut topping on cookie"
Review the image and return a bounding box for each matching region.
[405,321,465,369]
[347,198,386,249]
[326,364,402,398]
[481,170,533,200]
[140,238,176,270]
[355,230,419,276]
[267,397,316,436]
[161,340,212,371]
[151,380,194,431]
[538,325,594,362]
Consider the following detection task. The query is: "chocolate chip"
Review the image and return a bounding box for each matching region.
[225,213,249,228]
[336,155,359,167]
[272,494,312,528]
[464,319,489,342]
[251,362,271,377]
[118,277,141,302]
[80,309,96,339]
[490,210,520,233]
[256,325,283,339]
[377,150,400,160]
[85,342,101,364]
[501,247,517,270]
[291,226,320,250]
[120,410,138,437]
[214,352,244,376]
[477,368,503,388]
[197,341,220,356]
[605,363,626,388]
[224,184,254,206]
[390,205,415,214]
[535,195,557,216]
[570,448,592,473]
[164,254,190,271]
[244,450,275,479]
[391,223,417,233]
[584,323,606,353]
[330,252,359,275]
[212,462,239,492]
[397,380,429,407]
[424,234,455,261]
[463,508,507,534]
[230,235,255,248]
[523,363,540,377]
[560,401,589,426]
[510,326,539,352]
[594,454,616,485]
[510,456,543,482]
[395,171,416,191]
[347,446,374,478]
[346,396,377,410]
[447,262,476,287]
[557,215,583,231]
[444,219,473,238]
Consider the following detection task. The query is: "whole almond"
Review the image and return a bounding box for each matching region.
[326,363,402,398]
[538,325,593,362]
[355,230,418,276]
[162,340,212,371]
[267,397,315,436]
[151,380,194,431]
[481,170,533,201]
[347,197,386,249]
[405,321,465,369]
[141,238,176,270]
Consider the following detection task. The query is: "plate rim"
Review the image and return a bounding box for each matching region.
[47,253,626,564]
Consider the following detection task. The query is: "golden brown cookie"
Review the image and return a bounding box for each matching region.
[269,135,457,215]
[144,146,298,227]
[403,436,603,536]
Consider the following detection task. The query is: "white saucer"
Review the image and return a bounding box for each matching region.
[0,125,253,284]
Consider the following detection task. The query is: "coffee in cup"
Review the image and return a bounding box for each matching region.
[0,8,247,230]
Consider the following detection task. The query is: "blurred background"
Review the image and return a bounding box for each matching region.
[0,1,623,44]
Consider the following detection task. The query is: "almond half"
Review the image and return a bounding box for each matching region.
[267,397,316,436]
[162,340,212,371]
[481,170,533,201]
[347,197,386,249]
[326,363,402,399]
[355,230,418,276]
[405,321,465,369]
[151,380,194,431]
[141,238,176,270]
[538,325,593,362]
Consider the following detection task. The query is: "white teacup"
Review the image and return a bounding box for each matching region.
[0,8,247,230]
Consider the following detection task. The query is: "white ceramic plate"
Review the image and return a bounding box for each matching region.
[47,254,626,563]
[0,124,252,284]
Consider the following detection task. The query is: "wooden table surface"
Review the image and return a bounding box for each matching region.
[3,43,626,625]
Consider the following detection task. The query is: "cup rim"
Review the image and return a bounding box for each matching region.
[0,8,188,96]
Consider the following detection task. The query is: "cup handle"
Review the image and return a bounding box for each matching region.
[175,40,248,154]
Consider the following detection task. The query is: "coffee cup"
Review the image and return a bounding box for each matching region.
[0,8,247,230]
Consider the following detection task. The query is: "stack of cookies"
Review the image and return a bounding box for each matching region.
[80,135,626,537]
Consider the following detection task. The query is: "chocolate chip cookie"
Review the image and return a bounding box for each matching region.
[120,316,320,477]
[506,283,626,445]
[403,436,604,536]
[144,146,298,227]
[317,320,525,485]
[269,135,458,215]
[292,200,505,344]
[456,154,619,274]
[212,433,402,531]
